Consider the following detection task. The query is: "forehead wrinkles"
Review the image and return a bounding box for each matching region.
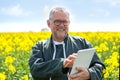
[52,11,69,20]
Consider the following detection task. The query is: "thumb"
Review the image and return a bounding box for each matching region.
[76,66,83,72]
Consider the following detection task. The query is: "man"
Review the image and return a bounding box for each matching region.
[29,7,105,80]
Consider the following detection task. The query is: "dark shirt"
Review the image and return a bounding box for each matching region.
[29,35,105,80]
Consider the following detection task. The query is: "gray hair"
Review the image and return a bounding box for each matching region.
[49,7,70,20]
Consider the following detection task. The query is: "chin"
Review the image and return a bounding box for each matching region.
[58,33,67,38]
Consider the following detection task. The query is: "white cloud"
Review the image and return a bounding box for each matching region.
[95,0,120,6]
[90,8,110,17]
[0,22,119,32]
[109,0,120,6]
[70,22,120,32]
[0,22,43,32]
[0,4,31,16]
[43,5,51,19]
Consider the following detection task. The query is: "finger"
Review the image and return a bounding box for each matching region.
[68,54,77,59]
[70,72,82,79]
[64,59,71,67]
[71,53,77,57]
[65,60,74,67]
[76,66,84,72]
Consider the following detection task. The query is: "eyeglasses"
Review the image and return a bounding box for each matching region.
[52,20,70,26]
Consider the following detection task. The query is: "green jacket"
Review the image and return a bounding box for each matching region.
[29,35,105,80]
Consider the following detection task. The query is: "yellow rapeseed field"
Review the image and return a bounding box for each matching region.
[0,32,119,80]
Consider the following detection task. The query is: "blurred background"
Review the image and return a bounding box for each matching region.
[0,0,120,32]
[0,0,119,80]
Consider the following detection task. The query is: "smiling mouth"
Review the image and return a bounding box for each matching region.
[57,28,65,31]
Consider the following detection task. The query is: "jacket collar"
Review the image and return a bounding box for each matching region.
[50,34,69,45]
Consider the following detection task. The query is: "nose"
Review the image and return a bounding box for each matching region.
[59,22,64,26]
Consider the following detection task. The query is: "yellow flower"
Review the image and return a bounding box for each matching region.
[5,46,12,53]
[8,64,16,74]
[0,73,6,80]
[95,46,102,52]
[22,75,28,80]
[5,56,16,65]
[104,52,119,79]
[99,43,109,51]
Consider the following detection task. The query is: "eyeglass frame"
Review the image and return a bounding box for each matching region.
[50,19,70,26]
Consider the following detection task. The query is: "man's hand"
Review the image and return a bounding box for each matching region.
[68,66,90,80]
[63,53,77,68]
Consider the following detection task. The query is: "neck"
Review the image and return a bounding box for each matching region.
[53,37,64,42]
[52,34,68,42]
[52,36,66,42]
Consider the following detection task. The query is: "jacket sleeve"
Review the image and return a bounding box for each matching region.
[28,42,65,79]
[82,38,105,80]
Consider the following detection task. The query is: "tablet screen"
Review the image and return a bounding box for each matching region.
[70,48,95,74]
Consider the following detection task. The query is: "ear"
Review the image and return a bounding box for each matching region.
[47,19,51,28]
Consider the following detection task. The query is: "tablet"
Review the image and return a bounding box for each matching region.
[70,48,95,74]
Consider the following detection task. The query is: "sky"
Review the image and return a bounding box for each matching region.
[0,0,120,32]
